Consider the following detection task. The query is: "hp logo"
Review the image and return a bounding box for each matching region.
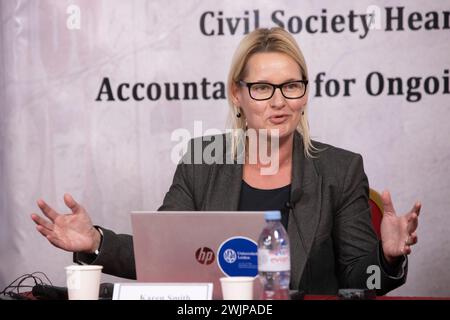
[195,247,215,265]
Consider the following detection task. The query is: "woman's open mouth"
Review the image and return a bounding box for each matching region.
[268,114,290,125]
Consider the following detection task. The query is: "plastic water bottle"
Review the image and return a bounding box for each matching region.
[257,210,290,300]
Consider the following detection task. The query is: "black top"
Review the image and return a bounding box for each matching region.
[238,180,291,229]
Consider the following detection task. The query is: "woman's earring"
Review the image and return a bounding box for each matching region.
[236,112,241,118]
[301,111,305,116]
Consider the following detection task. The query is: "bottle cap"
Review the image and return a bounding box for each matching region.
[265,210,281,221]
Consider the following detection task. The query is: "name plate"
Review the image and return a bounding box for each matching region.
[112,283,213,300]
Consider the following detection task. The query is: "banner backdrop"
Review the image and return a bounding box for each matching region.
[1,0,449,296]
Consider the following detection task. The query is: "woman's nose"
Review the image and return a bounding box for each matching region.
[270,87,287,109]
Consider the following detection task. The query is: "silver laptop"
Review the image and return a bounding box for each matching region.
[130,211,266,299]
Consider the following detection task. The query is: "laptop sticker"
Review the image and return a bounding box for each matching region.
[217,237,258,277]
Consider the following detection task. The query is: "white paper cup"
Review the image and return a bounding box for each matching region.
[220,276,255,300]
[65,265,103,300]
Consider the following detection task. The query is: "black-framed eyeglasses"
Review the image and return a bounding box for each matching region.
[239,80,308,101]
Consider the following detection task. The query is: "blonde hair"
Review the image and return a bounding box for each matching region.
[227,27,316,158]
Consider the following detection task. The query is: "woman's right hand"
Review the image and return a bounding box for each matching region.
[31,193,101,253]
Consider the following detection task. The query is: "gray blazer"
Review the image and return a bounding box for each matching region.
[75,132,406,295]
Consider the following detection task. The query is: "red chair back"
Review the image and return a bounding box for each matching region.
[369,189,384,239]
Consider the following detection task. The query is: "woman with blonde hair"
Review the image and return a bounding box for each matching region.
[32,27,421,295]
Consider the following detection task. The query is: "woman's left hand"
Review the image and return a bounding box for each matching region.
[380,190,421,265]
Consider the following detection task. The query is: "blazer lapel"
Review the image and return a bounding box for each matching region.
[202,163,243,211]
[201,134,243,211]
[289,132,323,290]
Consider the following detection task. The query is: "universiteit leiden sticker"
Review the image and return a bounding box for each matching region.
[217,237,258,277]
